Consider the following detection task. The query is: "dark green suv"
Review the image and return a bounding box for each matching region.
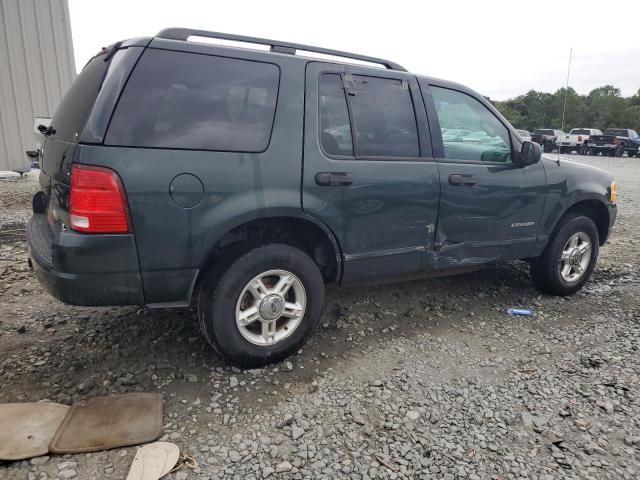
[27,29,617,366]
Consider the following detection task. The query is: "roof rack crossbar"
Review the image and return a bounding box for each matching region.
[156,28,407,72]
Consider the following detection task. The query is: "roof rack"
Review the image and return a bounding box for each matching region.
[156,28,407,72]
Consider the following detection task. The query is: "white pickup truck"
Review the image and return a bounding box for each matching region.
[558,128,602,154]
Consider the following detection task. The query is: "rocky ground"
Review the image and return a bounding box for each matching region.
[0,154,639,480]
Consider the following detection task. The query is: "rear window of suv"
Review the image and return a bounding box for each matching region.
[105,49,280,152]
[50,52,111,143]
[570,129,591,135]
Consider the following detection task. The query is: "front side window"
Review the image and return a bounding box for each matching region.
[431,87,512,163]
[106,49,279,152]
[349,76,419,158]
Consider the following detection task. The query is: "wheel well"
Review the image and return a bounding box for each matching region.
[562,200,610,245]
[201,217,339,283]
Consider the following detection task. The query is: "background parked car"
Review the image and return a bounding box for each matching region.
[516,129,532,142]
[588,128,640,157]
[531,129,564,153]
[558,128,602,154]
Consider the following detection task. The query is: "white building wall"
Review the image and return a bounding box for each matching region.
[0,0,75,171]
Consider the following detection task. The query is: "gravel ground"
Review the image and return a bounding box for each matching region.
[1,155,639,480]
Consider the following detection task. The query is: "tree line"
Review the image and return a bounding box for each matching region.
[492,86,640,133]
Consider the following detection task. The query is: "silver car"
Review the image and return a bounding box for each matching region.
[517,129,532,142]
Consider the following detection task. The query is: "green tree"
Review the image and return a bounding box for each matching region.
[492,85,640,133]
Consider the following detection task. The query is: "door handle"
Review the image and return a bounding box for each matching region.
[315,172,353,186]
[449,174,476,186]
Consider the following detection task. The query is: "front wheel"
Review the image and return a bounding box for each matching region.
[198,244,325,367]
[543,143,554,153]
[530,214,599,296]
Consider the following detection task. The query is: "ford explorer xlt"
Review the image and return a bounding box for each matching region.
[27,28,617,367]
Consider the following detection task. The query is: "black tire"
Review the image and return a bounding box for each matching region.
[588,147,597,156]
[579,144,588,155]
[543,143,553,153]
[558,146,565,154]
[530,214,599,296]
[614,145,624,157]
[198,244,324,367]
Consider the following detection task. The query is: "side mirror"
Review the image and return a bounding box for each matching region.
[521,141,541,165]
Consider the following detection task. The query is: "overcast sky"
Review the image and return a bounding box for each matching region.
[68,0,640,101]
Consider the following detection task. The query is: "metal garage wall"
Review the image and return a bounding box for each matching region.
[0,0,75,171]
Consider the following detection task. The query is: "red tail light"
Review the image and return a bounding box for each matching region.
[70,164,130,233]
[578,136,582,142]
[612,137,619,144]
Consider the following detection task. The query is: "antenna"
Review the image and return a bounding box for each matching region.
[560,48,573,132]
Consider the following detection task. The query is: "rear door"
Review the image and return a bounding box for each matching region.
[420,82,544,266]
[302,63,440,284]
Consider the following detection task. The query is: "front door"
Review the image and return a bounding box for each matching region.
[302,63,440,284]
[420,82,543,267]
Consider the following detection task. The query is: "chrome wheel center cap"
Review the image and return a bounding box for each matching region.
[569,249,581,265]
[259,294,285,320]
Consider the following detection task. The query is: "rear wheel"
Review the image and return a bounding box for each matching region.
[588,147,597,156]
[543,143,553,153]
[198,244,324,367]
[530,214,599,296]
[614,145,624,157]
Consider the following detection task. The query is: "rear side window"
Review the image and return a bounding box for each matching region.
[319,74,354,156]
[106,49,279,152]
[349,76,419,158]
[51,53,110,143]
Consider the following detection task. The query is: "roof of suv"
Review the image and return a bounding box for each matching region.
[155,28,408,72]
[139,28,484,100]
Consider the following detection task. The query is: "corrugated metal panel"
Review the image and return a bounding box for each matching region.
[0,0,75,171]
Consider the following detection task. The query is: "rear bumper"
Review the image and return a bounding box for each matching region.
[590,144,617,150]
[27,214,144,306]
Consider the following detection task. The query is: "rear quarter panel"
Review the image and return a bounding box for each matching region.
[76,47,308,304]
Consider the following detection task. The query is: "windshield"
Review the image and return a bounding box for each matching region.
[604,129,628,137]
[570,129,591,135]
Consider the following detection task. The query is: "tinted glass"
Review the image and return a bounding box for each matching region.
[533,129,555,135]
[349,76,419,157]
[570,129,591,135]
[106,49,279,151]
[431,87,512,163]
[319,74,353,156]
[604,129,628,137]
[51,52,110,142]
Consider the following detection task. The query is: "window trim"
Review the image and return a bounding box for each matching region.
[427,84,516,166]
[317,70,428,162]
[103,47,281,154]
